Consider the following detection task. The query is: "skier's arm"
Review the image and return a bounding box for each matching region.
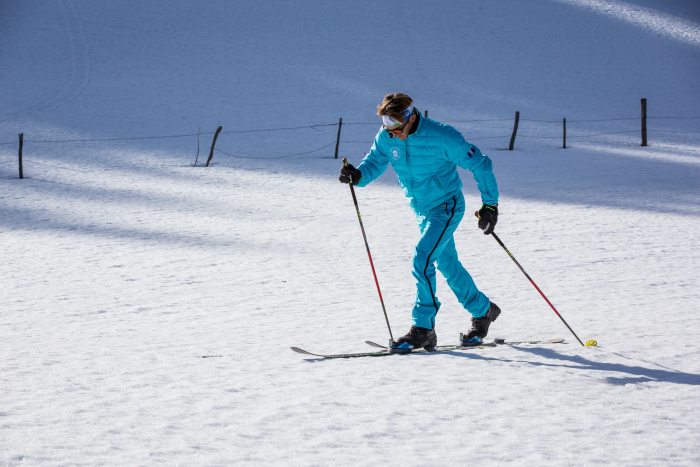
[355,133,390,187]
[442,127,499,205]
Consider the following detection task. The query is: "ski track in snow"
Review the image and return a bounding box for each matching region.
[1,0,700,465]
[0,0,91,124]
[551,0,700,48]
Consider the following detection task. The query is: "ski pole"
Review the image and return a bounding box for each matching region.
[477,213,585,346]
[344,158,394,342]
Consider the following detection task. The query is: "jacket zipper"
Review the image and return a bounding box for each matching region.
[405,140,415,191]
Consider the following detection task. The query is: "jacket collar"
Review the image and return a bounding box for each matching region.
[406,110,423,141]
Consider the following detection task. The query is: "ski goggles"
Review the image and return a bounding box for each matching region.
[382,106,415,133]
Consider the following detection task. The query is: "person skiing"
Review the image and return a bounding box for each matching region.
[339,93,501,351]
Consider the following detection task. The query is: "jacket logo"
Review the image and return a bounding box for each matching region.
[391,148,400,160]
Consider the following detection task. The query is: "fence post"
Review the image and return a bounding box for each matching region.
[334,118,342,159]
[563,118,566,149]
[425,110,428,118]
[193,126,201,167]
[509,111,520,150]
[18,133,23,179]
[641,98,647,147]
[205,126,223,167]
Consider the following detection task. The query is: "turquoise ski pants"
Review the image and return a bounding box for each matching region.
[412,193,491,329]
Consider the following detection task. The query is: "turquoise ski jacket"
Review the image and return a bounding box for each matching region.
[356,111,499,213]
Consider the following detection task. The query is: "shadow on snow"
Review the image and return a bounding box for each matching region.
[442,345,700,386]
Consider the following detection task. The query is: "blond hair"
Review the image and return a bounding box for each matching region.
[377,93,414,123]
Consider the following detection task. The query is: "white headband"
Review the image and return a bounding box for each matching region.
[382,106,415,127]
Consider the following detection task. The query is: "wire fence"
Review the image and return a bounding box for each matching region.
[1,106,699,176]
[4,124,699,148]
[215,141,337,160]
[520,130,640,139]
[1,116,699,147]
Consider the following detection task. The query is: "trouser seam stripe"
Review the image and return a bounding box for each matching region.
[423,196,457,328]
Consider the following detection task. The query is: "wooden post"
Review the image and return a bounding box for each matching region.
[641,98,647,147]
[205,126,222,167]
[18,133,23,179]
[334,118,342,159]
[425,110,428,118]
[193,126,201,167]
[563,118,566,149]
[509,111,520,150]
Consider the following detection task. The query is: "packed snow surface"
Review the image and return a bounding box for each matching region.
[1,0,700,465]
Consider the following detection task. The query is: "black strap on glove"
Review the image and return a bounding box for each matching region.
[477,203,498,235]
[339,163,362,185]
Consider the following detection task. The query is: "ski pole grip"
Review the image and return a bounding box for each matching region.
[343,157,348,167]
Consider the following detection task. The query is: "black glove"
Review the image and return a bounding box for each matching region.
[477,203,498,235]
[339,163,362,185]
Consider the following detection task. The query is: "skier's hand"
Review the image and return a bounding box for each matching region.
[339,163,361,185]
[476,204,498,235]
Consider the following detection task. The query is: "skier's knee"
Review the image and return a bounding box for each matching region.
[412,251,431,271]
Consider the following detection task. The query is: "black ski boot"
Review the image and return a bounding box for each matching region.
[391,326,437,353]
[461,302,501,346]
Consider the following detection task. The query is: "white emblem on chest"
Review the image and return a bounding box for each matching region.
[391,148,400,161]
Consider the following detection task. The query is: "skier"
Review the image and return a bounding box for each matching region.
[339,93,501,351]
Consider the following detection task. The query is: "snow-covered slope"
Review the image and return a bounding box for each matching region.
[1,1,699,465]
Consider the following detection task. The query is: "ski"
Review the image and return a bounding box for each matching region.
[366,337,564,350]
[291,338,564,359]
[291,343,497,359]
[290,347,389,359]
[363,340,494,350]
[292,338,563,359]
